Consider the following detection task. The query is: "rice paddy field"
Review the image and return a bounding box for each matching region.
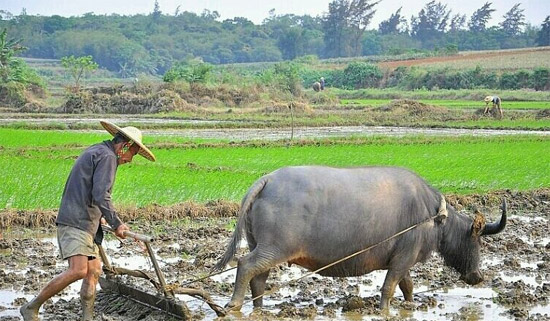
[1,128,549,210]
[2,47,550,321]
[340,99,550,109]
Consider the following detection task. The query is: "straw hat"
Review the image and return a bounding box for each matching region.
[100,120,156,162]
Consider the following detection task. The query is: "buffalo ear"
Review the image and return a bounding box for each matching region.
[471,210,486,237]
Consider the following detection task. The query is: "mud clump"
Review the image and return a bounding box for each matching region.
[536,109,550,119]
[1,191,550,320]
[262,101,313,114]
[275,302,317,318]
[377,99,449,117]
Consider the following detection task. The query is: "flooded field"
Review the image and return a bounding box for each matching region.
[2,115,550,141]
[1,200,549,321]
[145,126,550,141]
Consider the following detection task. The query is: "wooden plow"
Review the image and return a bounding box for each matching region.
[98,226,226,320]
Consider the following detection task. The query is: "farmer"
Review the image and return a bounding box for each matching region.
[320,77,325,90]
[483,95,503,117]
[20,120,156,321]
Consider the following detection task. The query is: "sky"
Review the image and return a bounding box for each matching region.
[2,0,549,27]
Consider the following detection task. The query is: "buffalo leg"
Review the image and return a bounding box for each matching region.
[380,269,408,310]
[398,271,413,302]
[250,270,270,307]
[226,249,282,311]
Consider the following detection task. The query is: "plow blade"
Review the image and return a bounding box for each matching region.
[99,276,191,320]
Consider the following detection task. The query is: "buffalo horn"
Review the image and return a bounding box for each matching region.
[481,199,507,236]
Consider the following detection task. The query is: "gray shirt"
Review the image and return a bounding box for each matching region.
[56,140,123,237]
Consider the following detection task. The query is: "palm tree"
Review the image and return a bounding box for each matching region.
[0,28,27,81]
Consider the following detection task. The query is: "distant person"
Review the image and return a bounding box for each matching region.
[320,77,325,90]
[483,95,503,117]
[20,121,156,321]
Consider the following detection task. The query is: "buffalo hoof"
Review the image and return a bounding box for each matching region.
[20,303,39,321]
[461,271,483,285]
[224,301,243,312]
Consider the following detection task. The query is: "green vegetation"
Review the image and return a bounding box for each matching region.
[334,88,550,101]
[163,59,212,83]
[60,55,99,89]
[0,2,545,75]
[1,129,548,209]
[341,99,550,109]
[0,28,46,107]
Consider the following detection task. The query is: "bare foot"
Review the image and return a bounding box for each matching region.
[20,303,39,321]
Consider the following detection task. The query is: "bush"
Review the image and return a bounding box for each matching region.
[340,62,382,89]
[532,68,550,91]
[397,66,499,90]
[163,60,213,83]
[0,82,27,107]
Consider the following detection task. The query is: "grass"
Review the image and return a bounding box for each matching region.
[340,99,550,110]
[1,129,549,210]
[333,88,550,102]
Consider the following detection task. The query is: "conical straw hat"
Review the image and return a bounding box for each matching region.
[100,120,156,162]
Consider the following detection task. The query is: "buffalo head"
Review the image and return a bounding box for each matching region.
[440,199,507,285]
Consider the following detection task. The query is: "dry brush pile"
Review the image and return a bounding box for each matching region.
[2,189,549,230]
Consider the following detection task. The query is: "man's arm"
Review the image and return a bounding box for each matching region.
[92,154,124,230]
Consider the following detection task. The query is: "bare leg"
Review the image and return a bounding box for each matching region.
[250,270,270,308]
[80,258,101,321]
[398,272,414,302]
[21,255,89,321]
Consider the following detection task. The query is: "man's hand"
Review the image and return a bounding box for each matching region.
[115,223,130,239]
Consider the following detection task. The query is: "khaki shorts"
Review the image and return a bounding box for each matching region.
[57,225,99,260]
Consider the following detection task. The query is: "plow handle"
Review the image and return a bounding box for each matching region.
[102,225,154,243]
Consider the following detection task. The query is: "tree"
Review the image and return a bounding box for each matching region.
[61,55,98,89]
[378,7,407,35]
[152,0,161,22]
[536,16,550,46]
[347,0,380,56]
[411,1,451,43]
[323,0,351,58]
[323,0,380,58]
[500,3,525,36]
[468,2,495,32]
[0,28,27,82]
[449,14,466,32]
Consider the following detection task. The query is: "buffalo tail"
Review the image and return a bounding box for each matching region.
[212,176,269,271]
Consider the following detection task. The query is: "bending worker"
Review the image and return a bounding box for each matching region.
[21,120,156,321]
[483,95,503,117]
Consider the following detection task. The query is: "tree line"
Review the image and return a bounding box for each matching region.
[0,1,549,76]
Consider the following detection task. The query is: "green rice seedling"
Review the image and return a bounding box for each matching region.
[1,130,549,209]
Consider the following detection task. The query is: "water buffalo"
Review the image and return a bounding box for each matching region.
[312,81,321,92]
[213,166,507,310]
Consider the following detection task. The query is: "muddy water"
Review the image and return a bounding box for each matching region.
[1,208,549,321]
[145,126,550,141]
[2,115,550,141]
[0,116,221,126]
